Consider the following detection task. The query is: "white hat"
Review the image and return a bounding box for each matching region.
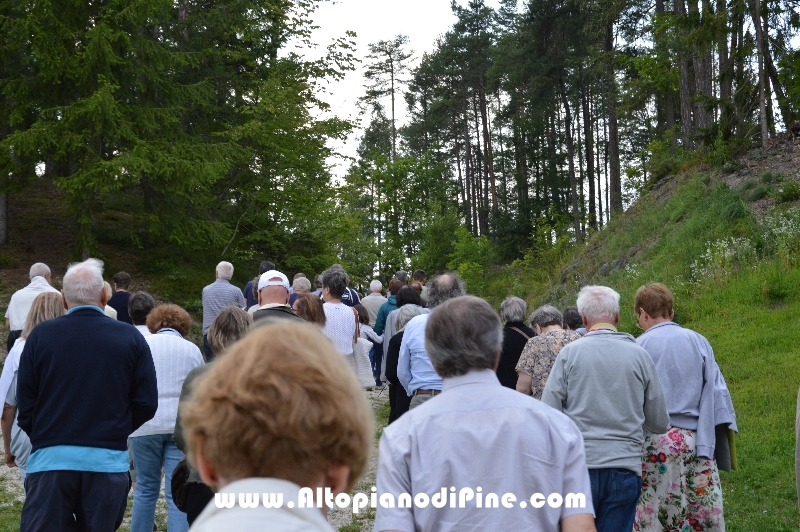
[258,270,290,290]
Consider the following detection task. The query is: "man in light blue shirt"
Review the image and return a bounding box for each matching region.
[376,296,596,532]
[398,273,466,409]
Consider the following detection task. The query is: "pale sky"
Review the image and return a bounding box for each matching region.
[300,0,506,176]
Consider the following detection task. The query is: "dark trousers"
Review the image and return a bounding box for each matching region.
[388,383,412,424]
[21,470,130,532]
[185,482,214,525]
[202,334,215,363]
[588,468,641,532]
[370,342,383,385]
[6,329,21,353]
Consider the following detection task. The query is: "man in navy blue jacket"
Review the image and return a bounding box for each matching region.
[17,258,158,532]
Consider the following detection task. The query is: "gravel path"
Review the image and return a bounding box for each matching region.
[327,386,390,532]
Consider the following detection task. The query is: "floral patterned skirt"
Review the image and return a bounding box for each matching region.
[633,427,725,532]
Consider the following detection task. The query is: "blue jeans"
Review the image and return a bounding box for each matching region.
[129,434,189,532]
[588,468,641,532]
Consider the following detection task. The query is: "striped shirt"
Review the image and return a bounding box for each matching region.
[202,279,245,333]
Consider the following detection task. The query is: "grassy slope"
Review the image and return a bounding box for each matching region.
[498,162,800,530]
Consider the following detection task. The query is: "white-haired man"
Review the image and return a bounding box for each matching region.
[375,296,597,532]
[360,280,388,385]
[360,280,387,328]
[17,258,158,531]
[201,261,245,362]
[542,285,669,532]
[4,263,60,353]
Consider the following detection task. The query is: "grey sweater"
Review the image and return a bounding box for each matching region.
[542,330,670,474]
[636,321,737,459]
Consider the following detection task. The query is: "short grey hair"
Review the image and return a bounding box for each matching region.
[292,277,311,292]
[63,258,105,306]
[216,261,234,280]
[29,263,50,280]
[321,268,348,298]
[426,273,466,308]
[576,285,620,322]
[369,280,383,292]
[529,305,563,328]
[395,304,423,333]
[425,296,502,379]
[500,296,527,323]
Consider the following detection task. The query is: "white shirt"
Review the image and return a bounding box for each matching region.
[4,277,60,330]
[375,369,594,532]
[190,478,335,532]
[321,303,357,355]
[130,330,204,437]
[135,325,151,337]
[104,305,118,320]
[0,338,25,406]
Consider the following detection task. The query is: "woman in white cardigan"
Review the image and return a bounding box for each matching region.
[129,304,204,532]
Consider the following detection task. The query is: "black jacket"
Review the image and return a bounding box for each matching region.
[17,308,158,453]
[497,322,536,389]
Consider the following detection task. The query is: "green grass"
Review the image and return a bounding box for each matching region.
[0,469,24,532]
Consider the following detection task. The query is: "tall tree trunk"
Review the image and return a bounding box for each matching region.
[594,95,603,228]
[750,0,769,146]
[560,78,581,241]
[718,0,735,138]
[690,0,714,136]
[581,83,597,230]
[675,0,695,149]
[478,77,498,211]
[605,23,622,213]
[462,104,474,235]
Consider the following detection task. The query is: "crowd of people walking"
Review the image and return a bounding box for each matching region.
[0,258,738,532]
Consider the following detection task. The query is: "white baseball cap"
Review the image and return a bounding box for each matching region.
[258,270,290,290]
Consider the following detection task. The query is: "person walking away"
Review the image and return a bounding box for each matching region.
[4,263,59,353]
[0,292,65,486]
[515,305,580,398]
[201,261,245,362]
[542,285,669,532]
[496,296,535,389]
[108,271,133,324]
[632,283,735,532]
[17,258,158,532]
[129,304,203,532]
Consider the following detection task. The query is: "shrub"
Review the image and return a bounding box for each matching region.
[773,180,800,203]
[761,171,782,184]
[0,253,17,269]
[739,178,757,191]
[748,185,772,202]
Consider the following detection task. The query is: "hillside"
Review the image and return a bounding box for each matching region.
[513,139,800,531]
[0,142,799,530]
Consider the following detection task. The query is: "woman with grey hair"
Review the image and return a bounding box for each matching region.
[515,304,581,399]
[320,267,357,355]
[496,297,536,389]
[385,304,425,424]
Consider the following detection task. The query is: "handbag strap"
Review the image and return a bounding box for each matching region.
[508,326,531,341]
[352,307,361,342]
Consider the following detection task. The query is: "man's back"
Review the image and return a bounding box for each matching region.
[202,279,245,333]
[541,331,669,473]
[6,278,60,330]
[360,293,387,327]
[17,309,158,453]
[376,370,592,531]
[107,291,132,323]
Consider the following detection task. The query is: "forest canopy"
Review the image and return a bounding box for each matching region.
[1,0,798,287]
